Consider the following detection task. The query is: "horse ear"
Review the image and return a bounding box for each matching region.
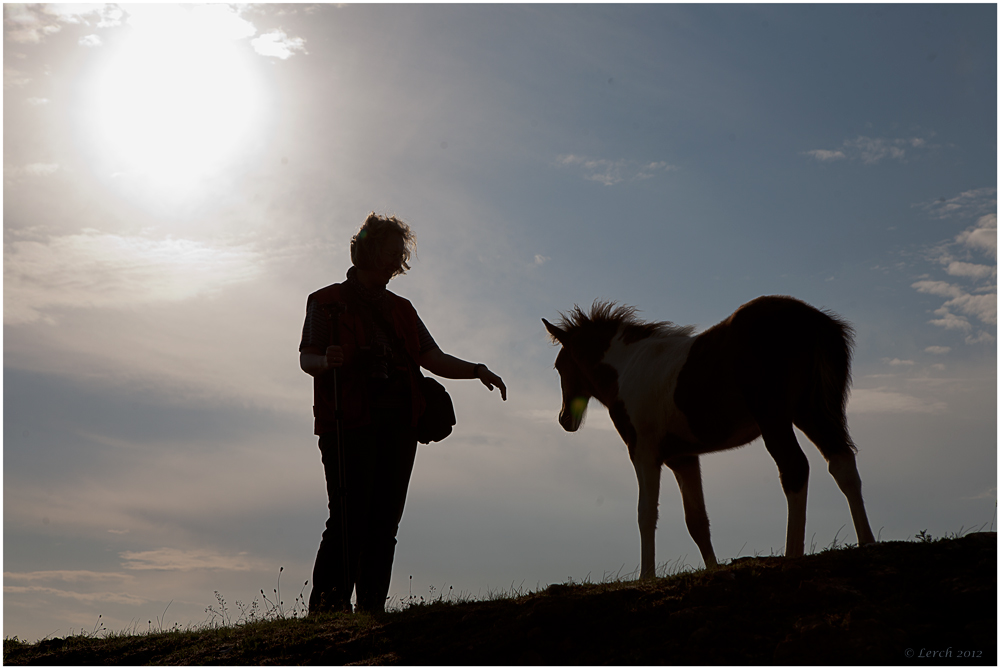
[542,318,567,344]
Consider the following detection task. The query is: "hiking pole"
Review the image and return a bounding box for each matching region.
[324,302,350,608]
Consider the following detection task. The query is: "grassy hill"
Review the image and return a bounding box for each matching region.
[5,532,995,665]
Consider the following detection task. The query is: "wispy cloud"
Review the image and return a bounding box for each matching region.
[3,585,146,606]
[5,163,60,178]
[913,279,996,328]
[848,387,947,414]
[120,548,255,572]
[3,65,32,88]
[557,154,677,186]
[4,570,136,585]
[3,570,144,606]
[124,4,255,41]
[916,187,997,220]
[804,149,846,162]
[2,4,123,43]
[3,231,263,324]
[955,213,997,259]
[803,134,937,165]
[911,206,997,343]
[3,4,305,65]
[3,4,62,43]
[251,30,308,59]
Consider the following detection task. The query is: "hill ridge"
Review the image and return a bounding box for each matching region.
[5,533,995,665]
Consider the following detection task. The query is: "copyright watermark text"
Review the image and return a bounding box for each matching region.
[906,647,984,659]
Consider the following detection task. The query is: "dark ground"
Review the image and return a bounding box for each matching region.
[5,532,995,665]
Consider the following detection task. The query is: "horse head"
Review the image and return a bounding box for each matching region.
[542,317,594,432]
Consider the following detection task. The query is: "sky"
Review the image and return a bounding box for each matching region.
[3,3,996,642]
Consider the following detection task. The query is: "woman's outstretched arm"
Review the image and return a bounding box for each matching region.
[418,348,507,401]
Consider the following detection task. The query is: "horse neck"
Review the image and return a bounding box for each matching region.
[600,325,695,393]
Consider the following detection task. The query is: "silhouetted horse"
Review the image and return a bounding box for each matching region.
[543,296,876,579]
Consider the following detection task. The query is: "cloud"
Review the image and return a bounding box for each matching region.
[845,136,907,164]
[78,34,101,47]
[3,4,62,43]
[940,293,996,325]
[913,281,995,328]
[3,66,32,88]
[5,163,60,178]
[123,4,254,41]
[119,548,255,572]
[964,331,995,345]
[964,487,997,501]
[912,200,997,343]
[803,149,846,162]
[26,97,49,105]
[3,570,144,606]
[917,187,997,220]
[251,29,308,59]
[848,388,947,414]
[3,231,263,324]
[804,134,937,165]
[883,358,915,366]
[945,260,995,280]
[2,4,124,43]
[927,310,972,331]
[534,254,550,266]
[117,6,306,63]
[956,213,997,259]
[912,280,964,300]
[924,346,951,355]
[558,154,677,186]
[3,585,146,606]
[4,570,136,584]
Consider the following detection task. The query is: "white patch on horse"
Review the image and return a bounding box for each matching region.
[602,327,697,444]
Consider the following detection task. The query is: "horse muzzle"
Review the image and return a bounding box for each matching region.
[559,410,580,432]
[559,396,589,432]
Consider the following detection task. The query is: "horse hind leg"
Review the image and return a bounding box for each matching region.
[758,419,810,559]
[796,415,876,546]
[828,451,876,545]
[666,455,718,569]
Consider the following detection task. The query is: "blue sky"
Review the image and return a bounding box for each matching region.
[4,3,996,642]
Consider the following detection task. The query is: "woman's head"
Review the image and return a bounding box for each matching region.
[350,212,416,279]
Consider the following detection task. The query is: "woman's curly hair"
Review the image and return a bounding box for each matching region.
[350,212,416,277]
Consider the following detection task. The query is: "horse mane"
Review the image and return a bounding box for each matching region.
[556,300,695,340]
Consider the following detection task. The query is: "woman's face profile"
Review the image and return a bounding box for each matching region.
[373,234,407,284]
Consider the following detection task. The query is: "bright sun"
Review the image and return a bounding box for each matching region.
[81,5,267,202]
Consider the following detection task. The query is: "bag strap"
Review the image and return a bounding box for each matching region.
[370,299,425,380]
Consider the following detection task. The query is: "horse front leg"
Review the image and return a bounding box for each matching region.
[665,454,718,569]
[632,453,661,579]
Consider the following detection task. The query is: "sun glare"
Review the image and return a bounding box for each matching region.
[80,5,268,204]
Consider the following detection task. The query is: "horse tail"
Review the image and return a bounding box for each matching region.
[796,309,858,458]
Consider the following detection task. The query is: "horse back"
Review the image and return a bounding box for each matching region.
[674,296,850,449]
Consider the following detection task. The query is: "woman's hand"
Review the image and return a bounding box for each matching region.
[299,346,342,377]
[475,366,507,401]
[418,348,507,401]
[324,344,344,369]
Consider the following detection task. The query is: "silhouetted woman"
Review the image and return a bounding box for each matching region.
[299,212,506,614]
